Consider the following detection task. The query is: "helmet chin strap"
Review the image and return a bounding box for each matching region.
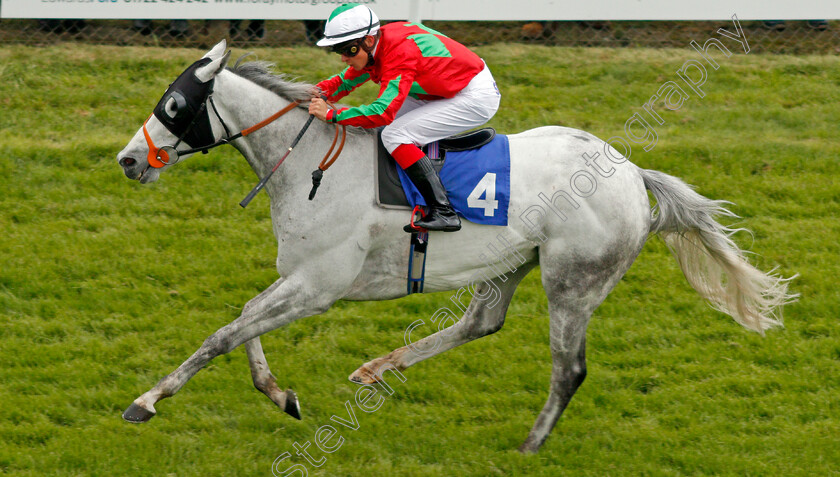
[363,34,379,67]
[361,7,378,68]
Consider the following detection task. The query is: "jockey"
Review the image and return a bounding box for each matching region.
[309,4,501,233]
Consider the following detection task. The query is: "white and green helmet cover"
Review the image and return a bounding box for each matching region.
[316,4,381,47]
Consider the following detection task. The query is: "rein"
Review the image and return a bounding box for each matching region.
[308,103,348,201]
[143,95,347,207]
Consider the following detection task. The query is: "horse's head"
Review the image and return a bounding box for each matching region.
[117,40,231,184]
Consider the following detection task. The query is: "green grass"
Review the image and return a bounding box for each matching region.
[1,43,838,476]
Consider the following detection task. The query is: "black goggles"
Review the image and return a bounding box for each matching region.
[331,40,362,57]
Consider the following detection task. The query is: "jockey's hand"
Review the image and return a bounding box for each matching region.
[309,98,330,122]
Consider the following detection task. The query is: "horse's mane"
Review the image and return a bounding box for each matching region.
[228,58,315,104]
[227,57,372,137]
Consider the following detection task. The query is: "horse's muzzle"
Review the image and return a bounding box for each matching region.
[118,155,155,183]
[119,156,142,179]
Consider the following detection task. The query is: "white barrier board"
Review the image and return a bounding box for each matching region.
[2,0,838,20]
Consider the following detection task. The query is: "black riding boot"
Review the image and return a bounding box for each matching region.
[402,156,462,233]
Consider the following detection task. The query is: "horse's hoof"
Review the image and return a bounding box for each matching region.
[348,366,381,385]
[518,444,538,454]
[122,403,156,423]
[518,436,542,454]
[284,389,301,420]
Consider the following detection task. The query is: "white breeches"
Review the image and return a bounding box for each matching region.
[380,63,501,153]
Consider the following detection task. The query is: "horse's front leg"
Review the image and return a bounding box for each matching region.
[122,272,336,423]
[241,278,300,419]
[244,337,301,419]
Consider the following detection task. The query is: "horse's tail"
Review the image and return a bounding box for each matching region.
[640,168,797,335]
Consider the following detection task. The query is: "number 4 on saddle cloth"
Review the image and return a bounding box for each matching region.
[375,128,511,227]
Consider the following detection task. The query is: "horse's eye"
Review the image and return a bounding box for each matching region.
[163,92,188,120]
[164,97,179,118]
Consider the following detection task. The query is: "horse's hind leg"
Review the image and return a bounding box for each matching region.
[519,246,636,453]
[518,303,589,453]
[349,263,535,384]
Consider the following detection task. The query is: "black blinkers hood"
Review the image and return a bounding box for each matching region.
[153,57,216,148]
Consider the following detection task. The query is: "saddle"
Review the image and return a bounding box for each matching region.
[376,128,497,208]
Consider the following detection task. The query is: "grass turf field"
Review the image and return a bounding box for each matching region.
[0,41,838,476]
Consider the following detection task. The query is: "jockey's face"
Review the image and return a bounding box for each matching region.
[341,36,375,71]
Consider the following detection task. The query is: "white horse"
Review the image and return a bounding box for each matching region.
[116,40,796,453]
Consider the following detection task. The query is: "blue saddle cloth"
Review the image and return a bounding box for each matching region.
[397,135,511,226]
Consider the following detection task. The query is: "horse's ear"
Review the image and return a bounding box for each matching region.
[195,45,231,84]
[203,39,227,61]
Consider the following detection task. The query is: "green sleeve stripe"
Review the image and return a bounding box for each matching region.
[336,72,371,94]
[408,81,428,99]
[337,76,403,122]
[324,67,350,84]
[407,33,452,58]
[405,22,449,38]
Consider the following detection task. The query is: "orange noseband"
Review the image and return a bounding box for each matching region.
[143,115,171,169]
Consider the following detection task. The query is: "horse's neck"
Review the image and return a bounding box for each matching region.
[212,71,376,222]
[213,71,311,188]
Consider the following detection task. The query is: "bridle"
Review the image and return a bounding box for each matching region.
[142,97,302,168]
[142,60,346,207]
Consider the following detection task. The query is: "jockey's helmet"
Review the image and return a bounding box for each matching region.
[316,4,380,47]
